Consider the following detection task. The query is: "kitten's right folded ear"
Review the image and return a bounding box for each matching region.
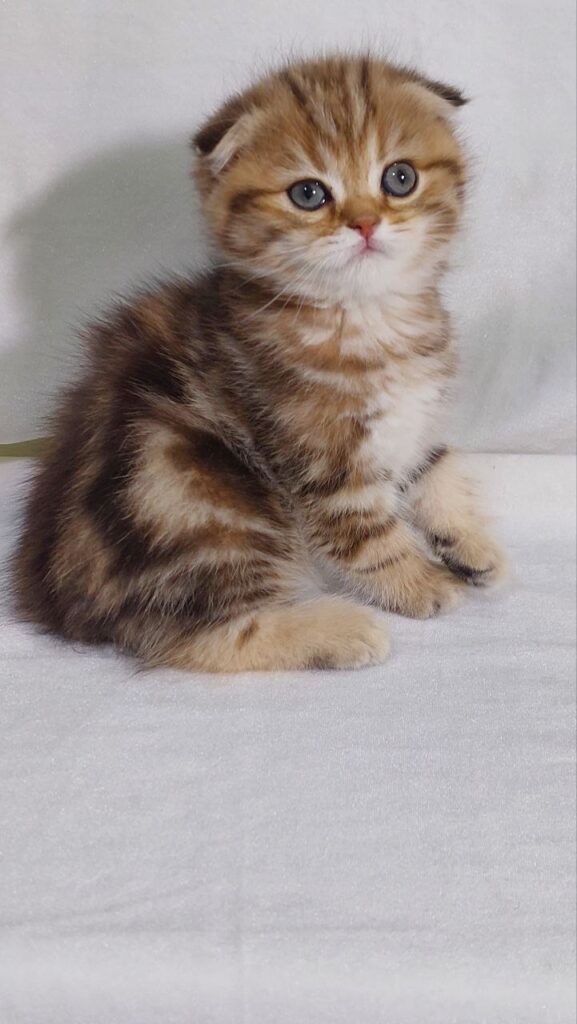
[192,96,263,175]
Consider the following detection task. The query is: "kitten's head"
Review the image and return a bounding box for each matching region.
[193,56,468,304]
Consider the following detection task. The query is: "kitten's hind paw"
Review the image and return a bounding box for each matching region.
[162,597,391,673]
[301,600,391,670]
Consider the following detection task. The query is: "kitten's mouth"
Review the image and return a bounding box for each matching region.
[355,241,386,260]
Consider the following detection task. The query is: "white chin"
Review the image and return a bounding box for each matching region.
[315,248,440,304]
[332,254,400,302]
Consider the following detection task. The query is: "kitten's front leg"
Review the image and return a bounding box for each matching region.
[404,447,508,586]
[302,480,462,619]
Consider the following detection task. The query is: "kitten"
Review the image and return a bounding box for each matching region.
[13,55,507,672]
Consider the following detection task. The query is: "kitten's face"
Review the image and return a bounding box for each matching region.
[194,58,468,305]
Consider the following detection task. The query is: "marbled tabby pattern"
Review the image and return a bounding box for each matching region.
[13,56,506,671]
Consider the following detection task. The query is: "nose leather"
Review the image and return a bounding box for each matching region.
[349,215,380,240]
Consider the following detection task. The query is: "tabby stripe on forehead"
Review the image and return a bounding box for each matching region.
[359,58,377,124]
[281,72,333,142]
[359,58,370,96]
[281,72,311,114]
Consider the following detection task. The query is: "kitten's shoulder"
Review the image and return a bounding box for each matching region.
[84,270,221,359]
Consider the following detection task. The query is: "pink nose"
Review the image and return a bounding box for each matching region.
[349,216,379,241]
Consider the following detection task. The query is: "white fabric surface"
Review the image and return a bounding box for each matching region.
[1,0,576,450]
[0,454,575,1024]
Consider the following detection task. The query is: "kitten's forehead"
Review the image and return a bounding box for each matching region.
[281,60,441,143]
[281,61,375,140]
[284,133,387,203]
[274,63,454,191]
[194,55,466,201]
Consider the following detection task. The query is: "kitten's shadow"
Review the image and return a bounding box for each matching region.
[4,137,210,439]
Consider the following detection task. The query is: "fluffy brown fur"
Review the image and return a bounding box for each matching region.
[13,55,506,672]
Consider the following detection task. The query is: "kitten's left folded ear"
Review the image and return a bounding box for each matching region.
[415,75,469,108]
[193,94,264,174]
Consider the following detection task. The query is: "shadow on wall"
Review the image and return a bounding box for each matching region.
[3,137,210,440]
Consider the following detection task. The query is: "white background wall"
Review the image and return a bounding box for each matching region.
[1,0,575,450]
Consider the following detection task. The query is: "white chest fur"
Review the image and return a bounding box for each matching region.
[360,363,448,478]
[343,298,451,478]
[281,294,453,479]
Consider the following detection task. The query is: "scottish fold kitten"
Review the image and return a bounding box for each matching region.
[14,56,506,671]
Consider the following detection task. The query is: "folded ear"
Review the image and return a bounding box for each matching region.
[418,76,469,107]
[193,97,263,174]
[411,73,469,108]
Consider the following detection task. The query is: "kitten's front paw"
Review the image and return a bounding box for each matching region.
[365,553,463,619]
[429,532,508,588]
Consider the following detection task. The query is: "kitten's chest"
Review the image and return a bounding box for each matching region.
[300,304,451,476]
[359,361,447,476]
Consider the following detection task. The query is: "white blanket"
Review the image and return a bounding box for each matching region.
[0,455,574,1023]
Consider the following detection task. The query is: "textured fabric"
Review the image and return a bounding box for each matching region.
[1,0,575,450]
[0,455,575,1023]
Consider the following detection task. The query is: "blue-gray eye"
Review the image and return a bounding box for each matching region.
[288,180,331,210]
[382,162,418,197]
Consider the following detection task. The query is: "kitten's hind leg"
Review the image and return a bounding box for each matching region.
[153,597,391,673]
[405,448,508,587]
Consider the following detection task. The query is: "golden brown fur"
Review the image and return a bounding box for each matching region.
[13,55,506,672]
